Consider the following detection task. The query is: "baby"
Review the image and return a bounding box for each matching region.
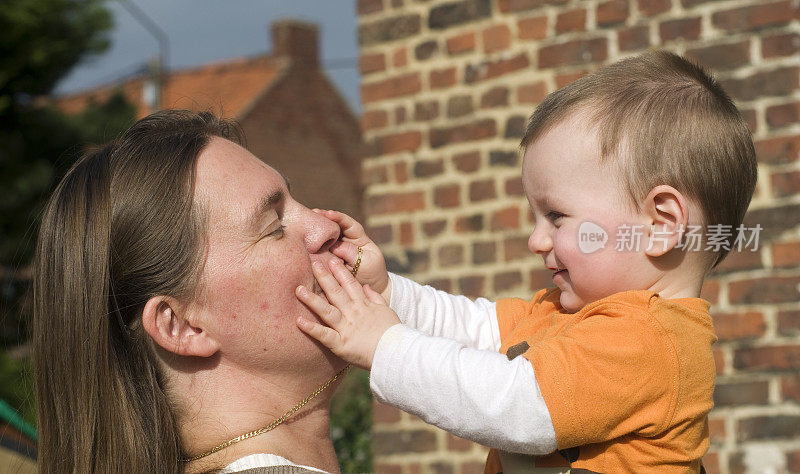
[295,50,757,473]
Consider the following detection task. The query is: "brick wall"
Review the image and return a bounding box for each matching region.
[357,0,800,473]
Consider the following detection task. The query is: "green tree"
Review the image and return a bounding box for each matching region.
[0,0,135,427]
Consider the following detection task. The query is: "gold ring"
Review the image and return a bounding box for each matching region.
[351,246,363,277]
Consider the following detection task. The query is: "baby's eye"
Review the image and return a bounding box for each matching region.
[545,210,565,223]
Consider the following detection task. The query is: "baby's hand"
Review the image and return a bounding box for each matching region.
[295,258,400,371]
[314,209,391,301]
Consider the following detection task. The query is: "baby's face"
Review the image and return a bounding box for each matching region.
[522,117,661,313]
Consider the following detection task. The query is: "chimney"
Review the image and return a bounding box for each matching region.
[271,20,319,67]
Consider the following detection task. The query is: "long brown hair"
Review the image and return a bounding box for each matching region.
[33,110,241,473]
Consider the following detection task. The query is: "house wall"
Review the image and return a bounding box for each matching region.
[356,0,800,473]
[242,63,364,220]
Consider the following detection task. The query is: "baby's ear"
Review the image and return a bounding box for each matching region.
[642,185,689,258]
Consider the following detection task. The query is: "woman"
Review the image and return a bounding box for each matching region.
[33,110,349,473]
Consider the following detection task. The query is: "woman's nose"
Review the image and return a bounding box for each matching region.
[302,206,341,254]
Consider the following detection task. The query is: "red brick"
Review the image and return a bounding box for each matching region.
[362,73,422,103]
[460,462,485,474]
[700,279,720,304]
[360,14,421,46]
[363,164,388,185]
[446,31,476,55]
[708,417,726,445]
[430,67,457,89]
[455,214,483,233]
[473,241,497,264]
[358,0,383,15]
[361,109,389,132]
[491,207,520,230]
[414,40,438,61]
[767,102,800,129]
[736,415,800,441]
[505,236,530,261]
[447,433,472,452]
[778,310,800,336]
[713,311,766,342]
[482,24,511,53]
[498,0,568,13]
[360,52,386,75]
[373,429,437,454]
[721,67,799,102]
[426,278,453,293]
[703,452,720,474]
[413,158,444,178]
[454,151,481,173]
[712,1,795,33]
[538,38,607,68]
[618,25,651,52]
[734,345,800,371]
[464,53,530,83]
[556,9,586,34]
[762,32,800,59]
[469,179,496,202]
[518,16,548,40]
[597,0,629,27]
[772,240,800,267]
[434,184,461,208]
[381,131,421,154]
[365,191,425,215]
[729,276,800,304]
[394,161,408,184]
[494,271,522,292]
[771,170,800,198]
[741,108,757,134]
[713,247,762,274]
[530,268,554,290]
[422,219,447,237]
[392,46,407,68]
[782,373,800,403]
[394,106,407,125]
[430,119,497,148]
[480,86,509,108]
[660,17,701,42]
[374,464,403,474]
[714,380,769,406]
[518,81,548,104]
[713,348,725,375]
[399,221,414,246]
[459,275,486,297]
[756,134,800,165]
[686,40,750,71]
[366,223,392,245]
[447,95,473,118]
[556,70,589,88]
[374,401,402,423]
[414,100,439,122]
[638,0,671,16]
[506,177,524,196]
[439,244,464,267]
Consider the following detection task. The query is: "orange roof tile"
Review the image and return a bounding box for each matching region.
[51,54,287,119]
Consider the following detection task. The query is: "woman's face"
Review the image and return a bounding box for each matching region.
[190,137,343,375]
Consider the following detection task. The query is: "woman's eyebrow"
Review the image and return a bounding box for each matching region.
[248,189,284,232]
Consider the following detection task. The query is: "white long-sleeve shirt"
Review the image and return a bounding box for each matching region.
[369,273,559,458]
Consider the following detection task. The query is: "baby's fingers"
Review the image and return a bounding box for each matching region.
[296,317,340,349]
[295,284,342,327]
[320,209,366,242]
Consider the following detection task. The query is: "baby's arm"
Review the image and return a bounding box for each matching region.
[320,210,500,350]
[295,258,557,454]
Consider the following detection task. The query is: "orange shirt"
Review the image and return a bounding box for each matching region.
[487,288,716,473]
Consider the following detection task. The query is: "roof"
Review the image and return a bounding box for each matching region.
[53,54,287,119]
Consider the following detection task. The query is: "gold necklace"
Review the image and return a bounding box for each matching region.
[180,364,351,463]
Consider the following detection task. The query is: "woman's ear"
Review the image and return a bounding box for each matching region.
[642,185,690,258]
[141,296,220,358]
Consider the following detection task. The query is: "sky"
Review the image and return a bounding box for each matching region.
[56,0,362,112]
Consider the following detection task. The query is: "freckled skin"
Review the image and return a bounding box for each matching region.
[191,137,345,375]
